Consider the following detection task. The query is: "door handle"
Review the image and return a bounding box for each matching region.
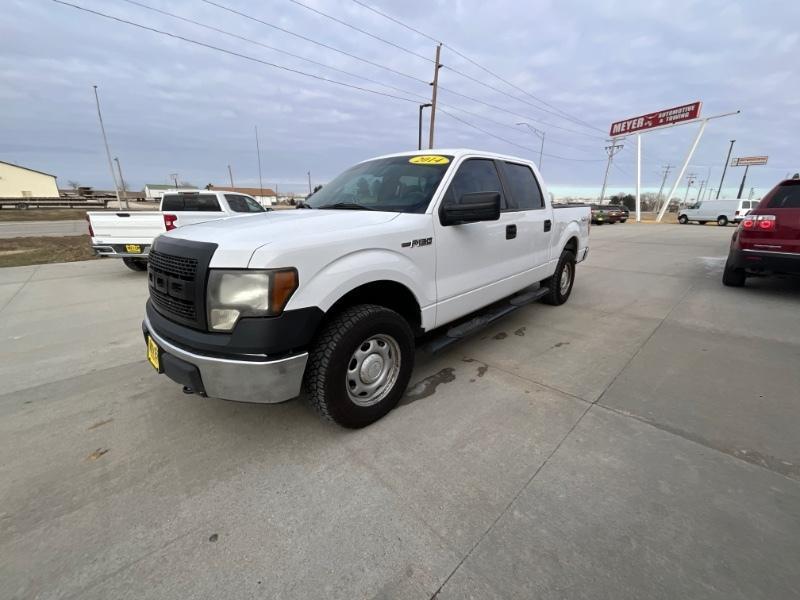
[544,219,552,232]
[506,224,517,239]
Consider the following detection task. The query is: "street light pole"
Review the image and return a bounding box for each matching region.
[418,103,432,150]
[228,164,235,188]
[716,139,735,199]
[92,85,123,210]
[307,171,312,194]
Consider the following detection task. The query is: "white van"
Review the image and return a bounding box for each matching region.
[678,198,757,226]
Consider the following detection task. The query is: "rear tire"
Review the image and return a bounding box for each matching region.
[541,250,576,306]
[722,261,746,287]
[717,215,729,226]
[304,304,415,428]
[678,215,688,224]
[122,257,148,271]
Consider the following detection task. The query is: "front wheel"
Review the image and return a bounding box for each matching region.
[122,257,148,271]
[304,304,415,428]
[678,215,688,224]
[717,215,729,226]
[541,250,576,306]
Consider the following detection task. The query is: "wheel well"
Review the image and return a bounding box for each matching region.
[564,236,579,255]
[326,280,422,331]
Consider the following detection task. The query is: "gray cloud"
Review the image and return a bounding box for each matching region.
[3,0,798,195]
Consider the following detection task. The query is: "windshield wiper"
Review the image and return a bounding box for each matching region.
[316,202,376,211]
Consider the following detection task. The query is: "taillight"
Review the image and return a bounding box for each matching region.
[163,214,178,231]
[86,214,94,237]
[742,215,775,231]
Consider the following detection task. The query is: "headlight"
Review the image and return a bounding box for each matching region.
[207,268,298,331]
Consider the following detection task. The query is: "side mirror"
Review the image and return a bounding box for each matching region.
[440,192,501,226]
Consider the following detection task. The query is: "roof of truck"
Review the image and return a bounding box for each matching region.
[369,148,537,165]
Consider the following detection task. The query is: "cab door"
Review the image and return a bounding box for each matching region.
[433,158,522,326]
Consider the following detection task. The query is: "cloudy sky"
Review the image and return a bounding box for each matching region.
[3,0,798,197]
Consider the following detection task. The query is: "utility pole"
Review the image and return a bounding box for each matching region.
[695,178,706,204]
[748,187,755,200]
[92,85,123,210]
[427,43,442,149]
[228,164,235,188]
[255,125,264,199]
[113,157,129,208]
[516,122,546,170]
[307,171,312,194]
[656,164,673,211]
[716,139,735,199]
[599,140,624,204]
[418,103,432,150]
[737,165,750,199]
[170,173,179,189]
[682,173,697,207]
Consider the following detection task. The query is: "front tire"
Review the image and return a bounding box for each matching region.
[541,250,576,306]
[122,257,148,271]
[304,304,415,428]
[678,215,688,224]
[717,215,729,226]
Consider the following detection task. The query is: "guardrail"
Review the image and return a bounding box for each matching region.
[0,198,112,209]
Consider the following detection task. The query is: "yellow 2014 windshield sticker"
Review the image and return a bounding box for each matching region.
[409,155,450,165]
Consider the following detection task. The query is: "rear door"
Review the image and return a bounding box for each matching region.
[433,158,522,326]
[497,160,553,279]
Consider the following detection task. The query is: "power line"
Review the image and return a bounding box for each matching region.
[117,0,430,99]
[348,0,605,134]
[286,0,432,64]
[203,0,604,141]
[51,0,421,104]
[51,0,607,164]
[437,108,605,162]
[200,0,429,86]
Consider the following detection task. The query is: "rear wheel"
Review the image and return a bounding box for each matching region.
[678,215,688,224]
[722,261,746,287]
[122,257,148,271]
[717,215,729,226]
[304,304,415,428]
[541,250,576,306]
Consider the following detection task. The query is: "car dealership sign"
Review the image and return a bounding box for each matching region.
[732,156,768,166]
[610,101,702,136]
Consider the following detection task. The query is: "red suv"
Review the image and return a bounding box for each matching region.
[723,177,800,286]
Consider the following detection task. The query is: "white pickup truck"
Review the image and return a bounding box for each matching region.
[87,190,268,271]
[142,149,590,427]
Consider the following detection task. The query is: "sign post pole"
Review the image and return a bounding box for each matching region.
[656,119,708,222]
[737,165,750,199]
[636,133,641,222]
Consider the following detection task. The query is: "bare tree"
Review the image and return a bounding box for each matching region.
[67,180,80,190]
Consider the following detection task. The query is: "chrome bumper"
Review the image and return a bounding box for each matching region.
[144,314,308,404]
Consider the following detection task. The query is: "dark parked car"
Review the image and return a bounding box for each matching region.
[590,204,621,225]
[723,177,800,286]
[610,204,629,222]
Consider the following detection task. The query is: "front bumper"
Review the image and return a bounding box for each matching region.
[143,314,308,404]
[728,248,800,275]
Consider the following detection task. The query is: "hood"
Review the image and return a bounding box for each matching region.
[164,209,400,267]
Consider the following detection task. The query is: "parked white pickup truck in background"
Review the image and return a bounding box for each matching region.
[141,149,590,427]
[87,190,268,271]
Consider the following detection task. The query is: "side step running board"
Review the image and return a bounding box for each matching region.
[423,285,550,353]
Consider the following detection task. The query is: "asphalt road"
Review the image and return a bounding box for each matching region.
[0,220,86,238]
[2,224,799,599]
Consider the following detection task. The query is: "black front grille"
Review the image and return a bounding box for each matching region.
[148,250,197,280]
[147,237,217,330]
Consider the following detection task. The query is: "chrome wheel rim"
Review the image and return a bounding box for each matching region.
[346,334,401,407]
[559,262,573,295]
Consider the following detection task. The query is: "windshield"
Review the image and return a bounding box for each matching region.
[305,155,453,213]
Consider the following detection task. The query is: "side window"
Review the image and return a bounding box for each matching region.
[226,194,265,213]
[446,159,506,208]
[502,162,543,209]
[183,194,221,212]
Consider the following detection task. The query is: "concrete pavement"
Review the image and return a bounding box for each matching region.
[1,225,798,599]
